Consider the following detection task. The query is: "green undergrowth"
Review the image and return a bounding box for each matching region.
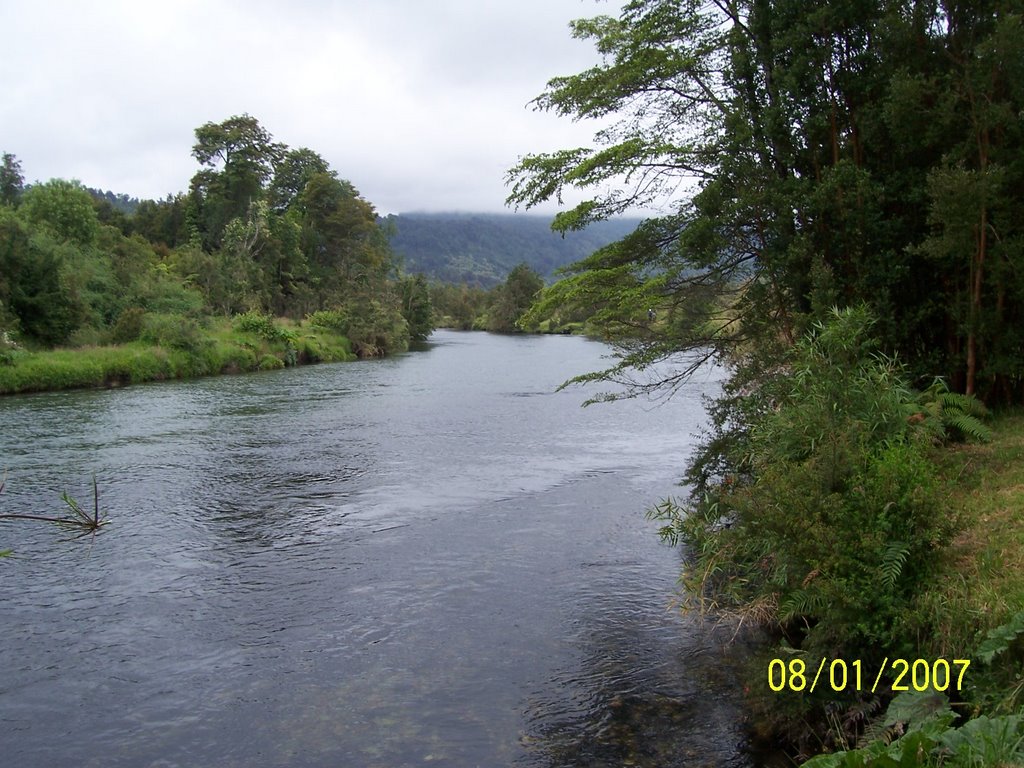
[799,413,1024,766]
[0,313,355,395]
[646,308,1023,763]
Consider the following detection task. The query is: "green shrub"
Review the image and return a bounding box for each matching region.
[141,276,205,317]
[258,354,284,371]
[651,307,966,753]
[233,310,278,338]
[118,347,170,382]
[232,310,296,344]
[305,309,349,333]
[296,336,323,363]
[110,307,146,344]
[67,326,105,348]
[0,328,19,366]
[293,332,353,364]
[140,313,206,352]
[662,432,950,658]
[343,299,409,357]
[208,340,257,374]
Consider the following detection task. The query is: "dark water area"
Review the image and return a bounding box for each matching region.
[0,330,759,767]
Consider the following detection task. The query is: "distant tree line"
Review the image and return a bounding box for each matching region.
[430,262,545,333]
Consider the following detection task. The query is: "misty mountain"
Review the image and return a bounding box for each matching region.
[384,212,641,287]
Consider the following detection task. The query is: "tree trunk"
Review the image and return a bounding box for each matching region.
[966,201,986,397]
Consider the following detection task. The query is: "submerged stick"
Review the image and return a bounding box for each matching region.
[0,475,110,532]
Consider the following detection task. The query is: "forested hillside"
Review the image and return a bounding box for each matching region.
[385,212,638,287]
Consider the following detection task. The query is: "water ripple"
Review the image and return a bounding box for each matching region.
[0,331,756,767]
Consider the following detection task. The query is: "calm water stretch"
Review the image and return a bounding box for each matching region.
[1,330,758,767]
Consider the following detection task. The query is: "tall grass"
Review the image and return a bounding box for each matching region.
[0,318,355,395]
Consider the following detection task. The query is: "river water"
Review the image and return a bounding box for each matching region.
[0,330,756,767]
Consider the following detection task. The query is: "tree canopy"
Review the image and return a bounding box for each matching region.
[509,0,1024,403]
[0,152,24,206]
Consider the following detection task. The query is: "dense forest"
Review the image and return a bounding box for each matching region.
[0,116,435,386]
[386,212,638,287]
[513,0,1023,405]
[510,0,1024,764]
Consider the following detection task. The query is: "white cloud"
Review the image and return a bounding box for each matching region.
[1,0,621,213]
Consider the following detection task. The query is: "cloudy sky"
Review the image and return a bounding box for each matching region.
[2,0,624,215]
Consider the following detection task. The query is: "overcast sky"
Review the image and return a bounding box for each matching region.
[2,0,624,215]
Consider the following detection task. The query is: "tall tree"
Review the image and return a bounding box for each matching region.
[19,179,99,245]
[0,153,24,206]
[398,273,434,341]
[132,195,190,248]
[487,263,544,333]
[297,172,390,304]
[0,208,82,344]
[189,114,285,248]
[269,147,333,213]
[916,7,1024,398]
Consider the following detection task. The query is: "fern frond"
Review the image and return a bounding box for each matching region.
[778,587,828,622]
[916,380,991,442]
[943,412,992,443]
[938,390,990,418]
[879,541,909,589]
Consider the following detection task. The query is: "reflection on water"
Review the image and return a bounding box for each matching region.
[0,330,758,767]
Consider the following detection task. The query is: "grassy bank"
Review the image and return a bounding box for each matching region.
[927,411,1024,653]
[0,316,356,396]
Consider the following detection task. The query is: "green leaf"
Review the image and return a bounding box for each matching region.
[938,714,1024,765]
[976,610,1024,664]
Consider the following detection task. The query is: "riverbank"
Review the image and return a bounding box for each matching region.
[650,309,1024,765]
[0,315,357,396]
[794,409,1024,765]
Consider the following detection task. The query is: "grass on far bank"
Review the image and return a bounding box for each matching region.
[0,316,356,396]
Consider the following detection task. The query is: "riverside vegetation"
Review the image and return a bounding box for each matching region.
[510,0,1024,764]
[4,1,1024,762]
[0,116,434,395]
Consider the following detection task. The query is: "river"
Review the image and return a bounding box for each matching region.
[0,330,757,767]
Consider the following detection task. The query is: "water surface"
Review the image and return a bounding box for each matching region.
[0,330,754,767]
